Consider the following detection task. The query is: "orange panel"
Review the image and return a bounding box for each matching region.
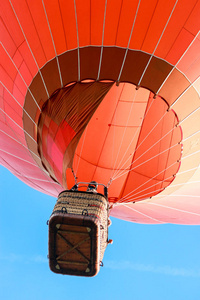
[91,0,107,45]
[72,155,97,184]
[13,52,31,87]
[4,89,22,120]
[185,0,200,35]
[14,66,29,97]
[4,101,23,137]
[0,44,18,84]
[97,126,140,171]
[0,18,17,58]
[128,0,159,50]
[26,0,55,60]
[58,0,78,50]
[119,83,150,103]
[116,0,142,47]
[154,0,198,61]
[76,0,91,47]
[1,0,200,225]
[171,86,200,121]
[37,82,113,184]
[18,42,38,79]
[158,69,190,106]
[76,85,143,170]
[165,29,194,66]
[0,0,24,50]
[176,37,200,81]
[103,0,123,45]
[120,93,182,202]
[138,0,177,53]
[43,0,67,55]
[11,0,48,68]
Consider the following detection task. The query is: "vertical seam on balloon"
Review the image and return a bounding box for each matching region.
[111,84,137,176]
[122,182,169,202]
[153,180,200,192]
[1,86,6,124]
[58,0,68,50]
[139,0,159,50]
[162,0,199,64]
[109,84,124,182]
[112,92,154,180]
[0,129,61,193]
[114,126,176,181]
[158,105,166,187]
[111,91,151,179]
[74,126,88,178]
[1,42,41,112]
[160,113,177,192]
[117,0,142,83]
[0,129,40,160]
[97,0,108,81]
[179,106,200,125]
[73,0,80,82]
[1,16,42,87]
[25,0,48,61]
[0,157,59,195]
[41,0,63,88]
[176,166,199,176]
[92,85,123,182]
[112,115,146,178]
[124,124,176,177]
[119,160,178,203]
[115,170,200,203]
[127,110,168,161]
[9,0,50,99]
[182,149,200,160]
[182,130,200,142]
[114,0,123,46]
[0,110,23,144]
[8,173,59,183]
[123,204,165,223]
[156,31,200,95]
[115,142,179,186]
[170,74,200,109]
[186,51,200,75]
[1,80,37,126]
[137,0,179,87]
[0,148,39,167]
[1,14,33,78]
[122,167,198,201]
[0,156,54,196]
[0,107,36,143]
[148,202,200,217]
[116,135,182,202]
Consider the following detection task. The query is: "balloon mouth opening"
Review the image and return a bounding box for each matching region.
[23,50,183,204]
[33,81,182,203]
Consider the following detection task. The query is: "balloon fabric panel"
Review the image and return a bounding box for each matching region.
[1,0,200,224]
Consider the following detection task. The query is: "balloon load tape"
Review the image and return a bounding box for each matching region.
[48,190,110,277]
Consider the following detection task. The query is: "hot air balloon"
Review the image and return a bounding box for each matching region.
[1,0,200,276]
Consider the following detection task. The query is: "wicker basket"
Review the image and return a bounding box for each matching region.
[48,190,109,276]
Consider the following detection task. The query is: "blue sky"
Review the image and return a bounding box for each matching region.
[1,165,200,300]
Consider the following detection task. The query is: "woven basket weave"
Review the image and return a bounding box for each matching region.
[49,190,109,276]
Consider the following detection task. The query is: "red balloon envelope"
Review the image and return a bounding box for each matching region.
[1,0,200,224]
